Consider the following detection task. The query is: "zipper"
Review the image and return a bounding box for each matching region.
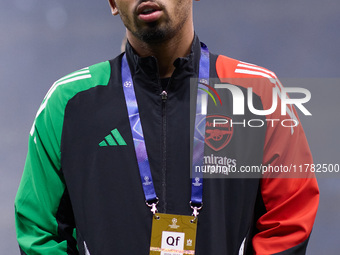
[160,90,168,213]
[158,67,178,213]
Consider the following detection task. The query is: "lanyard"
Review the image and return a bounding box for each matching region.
[121,43,209,217]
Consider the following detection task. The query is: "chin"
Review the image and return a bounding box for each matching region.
[137,28,170,43]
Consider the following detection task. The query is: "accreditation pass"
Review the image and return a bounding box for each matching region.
[149,213,197,255]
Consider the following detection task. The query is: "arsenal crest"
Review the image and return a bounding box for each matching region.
[205,115,233,151]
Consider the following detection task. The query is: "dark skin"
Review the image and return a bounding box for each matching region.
[108,0,200,78]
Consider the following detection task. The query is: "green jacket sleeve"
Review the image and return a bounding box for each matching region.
[15,63,110,254]
[14,79,76,254]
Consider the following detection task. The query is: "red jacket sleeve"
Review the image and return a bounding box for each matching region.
[216,55,319,254]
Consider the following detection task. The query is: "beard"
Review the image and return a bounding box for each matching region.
[120,5,189,44]
[131,22,172,43]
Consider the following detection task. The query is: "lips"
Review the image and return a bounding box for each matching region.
[137,2,163,22]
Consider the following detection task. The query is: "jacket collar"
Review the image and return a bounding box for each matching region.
[124,34,202,86]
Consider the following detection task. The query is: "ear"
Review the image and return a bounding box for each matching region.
[108,0,119,16]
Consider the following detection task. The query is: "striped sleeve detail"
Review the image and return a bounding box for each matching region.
[30,67,92,136]
[30,62,110,139]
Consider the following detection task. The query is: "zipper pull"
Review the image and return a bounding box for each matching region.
[160,91,168,101]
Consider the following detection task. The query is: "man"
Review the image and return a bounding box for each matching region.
[15,0,319,254]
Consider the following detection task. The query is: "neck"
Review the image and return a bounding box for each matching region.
[127,25,194,78]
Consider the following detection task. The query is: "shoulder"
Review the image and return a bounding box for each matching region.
[31,61,112,138]
[37,61,111,117]
[30,61,112,143]
[49,61,111,102]
[214,54,283,97]
[215,54,277,81]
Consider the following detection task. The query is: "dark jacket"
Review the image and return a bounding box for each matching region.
[15,36,319,255]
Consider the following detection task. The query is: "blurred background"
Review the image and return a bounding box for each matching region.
[1,0,339,253]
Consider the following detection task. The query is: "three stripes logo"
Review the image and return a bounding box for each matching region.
[99,128,127,147]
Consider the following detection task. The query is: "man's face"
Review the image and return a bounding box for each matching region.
[112,0,193,43]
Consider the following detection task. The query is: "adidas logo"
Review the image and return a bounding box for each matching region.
[99,128,127,147]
